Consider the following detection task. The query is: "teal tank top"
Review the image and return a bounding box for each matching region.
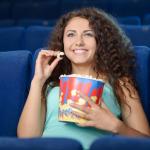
[42,83,121,150]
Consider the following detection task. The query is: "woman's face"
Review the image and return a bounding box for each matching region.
[63,17,96,67]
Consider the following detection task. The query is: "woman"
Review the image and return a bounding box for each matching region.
[17,7,150,150]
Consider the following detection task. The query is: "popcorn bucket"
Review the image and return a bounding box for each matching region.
[58,74,105,123]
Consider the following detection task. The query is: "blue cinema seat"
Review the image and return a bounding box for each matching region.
[110,0,150,18]
[133,46,150,123]
[0,50,32,136]
[12,1,60,20]
[84,0,111,13]
[0,19,15,27]
[143,14,150,25]
[0,2,11,19]
[0,137,83,150]
[122,25,150,47]
[117,16,141,25]
[23,26,52,52]
[0,27,24,51]
[60,0,84,15]
[90,136,150,150]
[17,19,56,27]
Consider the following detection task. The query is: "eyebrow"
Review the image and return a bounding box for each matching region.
[66,30,94,33]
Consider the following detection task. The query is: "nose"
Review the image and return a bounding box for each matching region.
[75,35,84,47]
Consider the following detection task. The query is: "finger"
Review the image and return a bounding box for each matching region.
[47,51,64,63]
[70,102,91,114]
[40,49,54,56]
[38,50,62,66]
[36,51,51,68]
[36,50,53,64]
[40,50,62,57]
[72,110,91,120]
[77,91,97,108]
[46,50,64,58]
[47,57,61,74]
[77,121,95,127]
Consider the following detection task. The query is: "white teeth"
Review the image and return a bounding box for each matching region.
[73,49,87,54]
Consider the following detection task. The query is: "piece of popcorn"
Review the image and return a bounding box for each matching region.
[71,89,77,96]
[57,52,65,59]
[77,98,86,105]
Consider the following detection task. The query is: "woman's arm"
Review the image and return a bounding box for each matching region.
[17,50,62,137]
[17,77,46,137]
[116,79,150,136]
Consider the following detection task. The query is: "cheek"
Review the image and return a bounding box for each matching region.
[92,39,97,49]
[63,42,69,52]
[63,41,71,57]
[86,39,97,50]
[63,39,74,51]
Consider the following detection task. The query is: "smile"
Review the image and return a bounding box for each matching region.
[73,49,88,54]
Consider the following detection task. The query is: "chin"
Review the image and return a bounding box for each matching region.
[72,61,91,65]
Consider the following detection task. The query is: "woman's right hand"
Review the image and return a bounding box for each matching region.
[33,49,63,86]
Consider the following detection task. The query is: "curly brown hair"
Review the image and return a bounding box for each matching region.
[42,7,136,106]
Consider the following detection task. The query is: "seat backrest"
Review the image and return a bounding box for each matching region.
[0,50,32,136]
[0,19,15,27]
[143,14,150,25]
[117,16,141,25]
[17,19,56,27]
[0,27,24,51]
[0,137,83,150]
[84,0,111,13]
[121,25,150,47]
[60,0,84,15]
[30,48,41,80]
[12,1,60,20]
[90,136,150,150]
[0,2,11,19]
[23,26,52,53]
[133,46,150,123]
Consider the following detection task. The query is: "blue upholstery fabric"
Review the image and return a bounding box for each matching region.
[12,1,60,20]
[0,2,11,19]
[90,136,150,150]
[0,137,83,150]
[0,20,15,27]
[134,46,150,122]
[84,0,111,13]
[30,48,41,80]
[110,0,150,17]
[0,50,32,136]
[117,16,141,25]
[23,26,52,52]
[143,14,150,25]
[0,27,24,51]
[60,0,84,15]
[0,26,53,52]
[122,25,150,47]
[17,19,56,27]
[110,0,140,17]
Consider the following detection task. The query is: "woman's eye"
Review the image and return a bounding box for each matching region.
[84,33,94,37]
[67,33,74,37]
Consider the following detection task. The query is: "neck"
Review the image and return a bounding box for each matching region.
[71,64,108,82]
[71,64,96,77]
